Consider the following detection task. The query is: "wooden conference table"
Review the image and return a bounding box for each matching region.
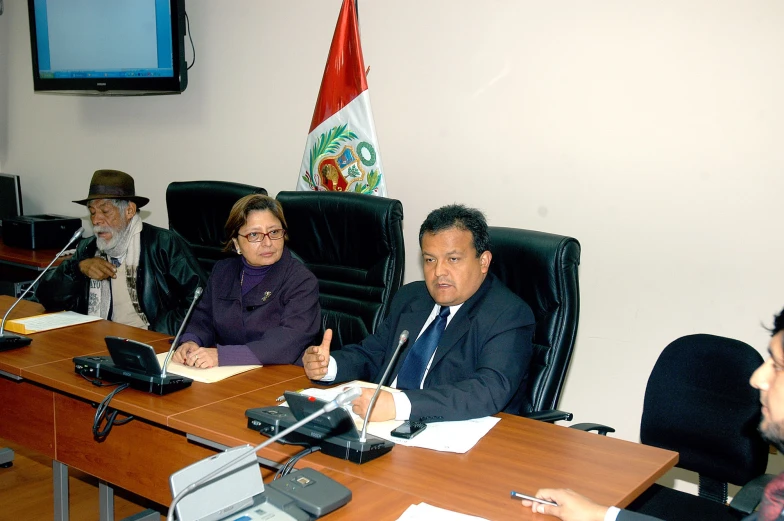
[0,240,70,298]
[0,240,69,271]
[0,296,678,520]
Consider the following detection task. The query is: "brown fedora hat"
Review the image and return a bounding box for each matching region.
[72,169,149,208]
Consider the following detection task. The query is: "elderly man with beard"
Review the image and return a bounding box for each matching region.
[520,307,784,521]
[36,170,207,336]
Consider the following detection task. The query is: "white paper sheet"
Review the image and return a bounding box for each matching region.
[291,382,501,453]
[396,502,490,521]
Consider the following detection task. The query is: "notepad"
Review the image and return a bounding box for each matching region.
[155,353,261,383]
[3,311,102,334]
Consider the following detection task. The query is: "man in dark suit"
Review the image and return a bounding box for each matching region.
[302,204,535,422]
[521,307,784,521]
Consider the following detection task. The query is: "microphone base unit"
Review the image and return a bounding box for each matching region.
[74,355,193,395]
[246,406,394,465]
[0,332,32,351]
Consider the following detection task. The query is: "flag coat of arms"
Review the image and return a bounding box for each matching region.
[296,0,387,196]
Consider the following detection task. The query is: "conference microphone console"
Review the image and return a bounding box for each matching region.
[246,392,394,464]
[72,288,202,396]
[74,355,193,395]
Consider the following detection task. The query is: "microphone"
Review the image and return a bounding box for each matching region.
[160,286,203,377]
[0,226,84,350]
[359,330,409,442]
[166,386,362,521]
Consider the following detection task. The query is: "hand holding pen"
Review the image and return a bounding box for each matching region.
[516,488,610,521]
[512,491,557,506]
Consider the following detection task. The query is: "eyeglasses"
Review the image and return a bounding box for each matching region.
[237,229,286,243]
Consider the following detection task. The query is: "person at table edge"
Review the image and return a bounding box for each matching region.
[521,307,784,521]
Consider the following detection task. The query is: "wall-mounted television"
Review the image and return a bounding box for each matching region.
[27,0,188,96]
[0,174,23,226]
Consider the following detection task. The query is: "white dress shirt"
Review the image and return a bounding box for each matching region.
[320,302,463,420]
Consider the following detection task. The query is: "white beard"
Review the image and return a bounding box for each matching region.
[94,221,132,258]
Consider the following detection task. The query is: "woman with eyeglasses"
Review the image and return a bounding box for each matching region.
[172,194,320,368]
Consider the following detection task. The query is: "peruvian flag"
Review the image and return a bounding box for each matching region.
[296,0,387,196]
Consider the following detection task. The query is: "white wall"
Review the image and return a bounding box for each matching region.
[3,0,784,488]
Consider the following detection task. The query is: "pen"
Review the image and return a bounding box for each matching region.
[275,389,304,402]
[511,491,558,506]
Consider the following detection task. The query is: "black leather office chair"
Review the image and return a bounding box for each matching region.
[624,334,771,521]
[487,227,580,421]
[276,191,404,350]
[166,181,267,275]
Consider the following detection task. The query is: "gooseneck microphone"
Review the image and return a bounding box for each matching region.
[166,386,362,521]
[0,226,84,350]
[359,330,409,443]
[160,286,203,377]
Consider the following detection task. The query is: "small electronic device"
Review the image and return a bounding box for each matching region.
[170,445,352,521]
[390,420,427,439]
[284,391,359,438]
[2,214,82,250]
[105,336,164,375]
[246,391,395,464]
[73,336,193,395]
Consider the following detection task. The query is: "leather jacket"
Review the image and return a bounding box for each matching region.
[36,223,208,335]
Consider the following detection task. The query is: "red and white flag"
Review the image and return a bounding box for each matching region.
[296,0,387,196]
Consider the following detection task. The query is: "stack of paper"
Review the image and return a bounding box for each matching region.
[3,311,102,334]
[293,382,501,453]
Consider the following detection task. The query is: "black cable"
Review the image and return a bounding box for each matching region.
[274,446,321,480]
[285,446,321,476]
[79,372,123,387]
[92,383,134,440]
[274,436,313,449]
[185,11,195,70]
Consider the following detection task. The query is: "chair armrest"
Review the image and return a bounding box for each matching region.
[569,423,616,436]
[729,474,776,514]
[522,409,573,423]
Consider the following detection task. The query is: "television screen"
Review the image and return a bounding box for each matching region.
[0,174,23,226]
[27,0,188,95]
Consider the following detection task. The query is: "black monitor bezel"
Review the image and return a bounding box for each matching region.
[0,173,23,224]
[26,0,188,95]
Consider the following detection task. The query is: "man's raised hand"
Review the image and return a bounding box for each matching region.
[303,329,332,380]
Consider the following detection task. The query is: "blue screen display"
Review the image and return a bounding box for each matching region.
[32,0,175,79]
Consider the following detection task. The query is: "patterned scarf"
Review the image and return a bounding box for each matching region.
[87,215,148,327]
